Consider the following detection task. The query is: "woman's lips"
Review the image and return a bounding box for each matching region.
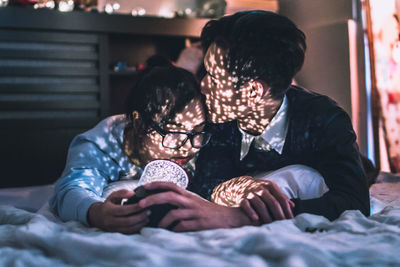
[172,157,191,165]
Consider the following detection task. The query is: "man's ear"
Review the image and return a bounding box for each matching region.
[248,80,266,104]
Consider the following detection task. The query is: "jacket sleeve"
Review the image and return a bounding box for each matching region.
[291,110,370,220]
[49,135,119,226]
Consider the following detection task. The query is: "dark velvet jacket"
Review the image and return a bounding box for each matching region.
[188,86,370,221]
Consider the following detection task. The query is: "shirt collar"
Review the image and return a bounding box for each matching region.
[239,94,289,159]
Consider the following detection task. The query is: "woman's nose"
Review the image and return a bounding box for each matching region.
[181,138,193,151]
[179,138,200,154]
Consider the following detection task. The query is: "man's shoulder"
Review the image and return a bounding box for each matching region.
[287,85,339,106]
[286,86,347,118]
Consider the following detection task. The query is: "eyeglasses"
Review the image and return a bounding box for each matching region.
[151,122,212,149]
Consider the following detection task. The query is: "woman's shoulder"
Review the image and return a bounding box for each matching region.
[66,114,132,176]
[69,115,128,153]
[95,114,127,133]
[80,115,127,140]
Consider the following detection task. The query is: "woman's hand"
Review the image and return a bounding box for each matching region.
[138,182,254,232]
[87,189,150,234]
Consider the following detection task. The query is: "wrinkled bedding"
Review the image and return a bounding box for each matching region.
[0,172,399,266]
[1,205,399,266]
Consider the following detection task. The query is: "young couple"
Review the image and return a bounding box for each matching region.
[50,10,370,234]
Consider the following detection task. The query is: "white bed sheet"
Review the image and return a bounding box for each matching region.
[0,172,399,266]
[0,184,54,212]
[1,204,399,266]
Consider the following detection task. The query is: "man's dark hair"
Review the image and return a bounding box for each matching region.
[201,10,306,99]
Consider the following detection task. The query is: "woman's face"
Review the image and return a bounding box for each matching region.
[139,98,207,167]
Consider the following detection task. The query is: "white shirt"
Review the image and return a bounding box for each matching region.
[239,95,289,160]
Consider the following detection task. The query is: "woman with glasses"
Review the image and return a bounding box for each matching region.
[50,56,211,234]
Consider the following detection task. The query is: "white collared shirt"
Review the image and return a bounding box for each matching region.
[239,95,289,160]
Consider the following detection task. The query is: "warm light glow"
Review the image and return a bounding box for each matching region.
[211,176,272,207]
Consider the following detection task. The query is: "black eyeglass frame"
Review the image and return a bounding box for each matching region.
[150,122,212,149]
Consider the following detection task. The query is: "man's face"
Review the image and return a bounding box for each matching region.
[200,43,253,124]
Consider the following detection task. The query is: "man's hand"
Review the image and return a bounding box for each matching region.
[138,182,253,232]
[211,176,295,224]
[87,189,150,234]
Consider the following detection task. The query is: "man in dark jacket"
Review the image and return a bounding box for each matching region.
[188,10,370,222]
[140,10,370,231]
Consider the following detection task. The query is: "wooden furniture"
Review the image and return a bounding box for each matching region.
[0,6,208,187]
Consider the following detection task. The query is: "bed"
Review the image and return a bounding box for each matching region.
[1,172,399,266]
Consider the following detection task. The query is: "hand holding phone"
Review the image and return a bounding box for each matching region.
[122,185,177,228]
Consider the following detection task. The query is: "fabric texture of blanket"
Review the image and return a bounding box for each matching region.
[1,204,399,267]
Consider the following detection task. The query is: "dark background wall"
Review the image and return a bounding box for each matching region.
[278,0,369,156]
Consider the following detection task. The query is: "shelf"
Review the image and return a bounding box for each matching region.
[109,70,138,76]
[0,6,209,38]
[0,5,207,187]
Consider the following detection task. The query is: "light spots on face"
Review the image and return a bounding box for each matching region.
[208,53,217,67]
[248,119,257,126]
[202,43,248,124]
[238,106,246,112]
[174,113,183,121]
[260,118,270,125]
[220,90,233,98]
[201,43,286,135]
[139,98,206,166]
[202,45,257,124]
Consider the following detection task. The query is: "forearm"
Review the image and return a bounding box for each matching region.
[50,186,103,226]
[305,111,370,220]
[87,202,103,227]
[292,188,370,220]
[315,152,370,219]
[289,161,370,220]
[49,169,107,225]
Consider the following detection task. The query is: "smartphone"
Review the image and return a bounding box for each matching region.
[122,185,177,228]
